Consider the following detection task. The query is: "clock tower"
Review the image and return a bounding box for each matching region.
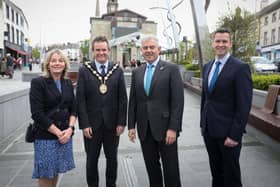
[107,0,118,14]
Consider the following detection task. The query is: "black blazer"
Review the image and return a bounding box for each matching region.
[200,56,253,141]
[30,76,77,140]
[128,60,184,141]
[76,61,127,130]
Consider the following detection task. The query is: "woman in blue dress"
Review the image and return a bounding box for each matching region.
[30,49,77,187]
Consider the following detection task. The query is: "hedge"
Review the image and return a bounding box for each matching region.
[186,64,199,71]
[252,74,280,90]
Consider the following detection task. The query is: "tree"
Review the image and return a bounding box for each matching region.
[80,39,89,61]
[217,6,257,61]
[32,47,40,60]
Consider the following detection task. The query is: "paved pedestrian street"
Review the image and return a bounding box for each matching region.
[0,85,280,187]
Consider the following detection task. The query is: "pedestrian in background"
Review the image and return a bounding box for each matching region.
[200,28,252,187]
[28,57,33,71]
[77,36,127,187]
[128,35,184,187]
[29,49,77,187]
[0,58,7,77]
[6,53,14,79]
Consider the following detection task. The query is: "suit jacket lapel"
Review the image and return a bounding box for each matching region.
[46,77,61,97]
[210,56,233,93]
[139,64,147,96]
[149,60,164,95]
[206,60,215,94]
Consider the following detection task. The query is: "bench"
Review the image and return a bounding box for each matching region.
[248,85,280,141]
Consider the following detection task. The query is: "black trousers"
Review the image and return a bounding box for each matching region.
[140,127,181,187]
[203,133,242,187]
[84,125,119,187]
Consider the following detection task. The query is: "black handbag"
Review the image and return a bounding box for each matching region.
[25,123,36,143]
[25,96,65,143]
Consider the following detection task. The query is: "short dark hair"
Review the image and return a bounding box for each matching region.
[92,36,110,50]
[214,28,232,40]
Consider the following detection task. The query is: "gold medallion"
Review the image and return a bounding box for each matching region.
[99,83,108,94]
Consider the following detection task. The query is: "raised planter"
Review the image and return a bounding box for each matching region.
[184,70,195,82]
[187,77,280,114]
[22,72,42,82]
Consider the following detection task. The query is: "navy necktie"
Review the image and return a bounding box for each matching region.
[100,65,106,76]
[145,64,154,95]
[209,61,221,92]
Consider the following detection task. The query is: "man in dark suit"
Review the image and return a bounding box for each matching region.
[128,35,184,187]
[200,28,253,187]
[76,36,127,187]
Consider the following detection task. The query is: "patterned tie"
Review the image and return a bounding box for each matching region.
[100,65,106,76]
[209,61,221,92]
[145,64,154,95]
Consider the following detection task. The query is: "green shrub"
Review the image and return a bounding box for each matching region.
[186,64,199,71]
[252,74,280,90]
[194,70,201,77]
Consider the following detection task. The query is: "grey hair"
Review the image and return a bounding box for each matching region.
[141,34,160,46]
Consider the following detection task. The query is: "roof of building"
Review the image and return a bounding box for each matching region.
[102,9,147,19]
[256,0,280,17]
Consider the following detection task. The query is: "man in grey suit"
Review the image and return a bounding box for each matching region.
[128,35,184,187]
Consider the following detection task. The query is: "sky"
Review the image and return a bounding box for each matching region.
[11,0,265,47]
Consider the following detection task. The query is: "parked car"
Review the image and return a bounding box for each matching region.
[250,56,277,73]
[271,58,280,72]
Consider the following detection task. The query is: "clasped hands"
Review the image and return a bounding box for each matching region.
[56,127,73,144]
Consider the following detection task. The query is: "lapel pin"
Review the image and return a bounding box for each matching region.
[160,66,164,70]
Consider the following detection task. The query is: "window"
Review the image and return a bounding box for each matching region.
[6,5,9,19]
[272,12,277,22]
[264,31,268,46]
[20,17,24,27]
[11,9,14,22]
[264,16,268,25]
[21,32,24,46]
[271,29,276,43]
[16,29,19,45]
[16,13,19,25]
[6,24,10,41]
[278,27,280,42]
[11,26,14,43]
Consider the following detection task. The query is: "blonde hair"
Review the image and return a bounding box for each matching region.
[43,49,70,78]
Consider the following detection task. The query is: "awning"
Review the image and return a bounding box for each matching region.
[7,46,30,55]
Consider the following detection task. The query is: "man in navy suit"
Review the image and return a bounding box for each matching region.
[77,36,127,187]
[200,28,252,187]
[128,35,184,187]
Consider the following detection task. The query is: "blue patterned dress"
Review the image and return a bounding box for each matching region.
[32,138,75,179]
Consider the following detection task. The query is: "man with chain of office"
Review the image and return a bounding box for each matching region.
[76,36,127,187]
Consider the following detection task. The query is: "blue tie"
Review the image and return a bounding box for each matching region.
[100,65,106,76]
[209,61,221,92]
[145,64,154,95]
